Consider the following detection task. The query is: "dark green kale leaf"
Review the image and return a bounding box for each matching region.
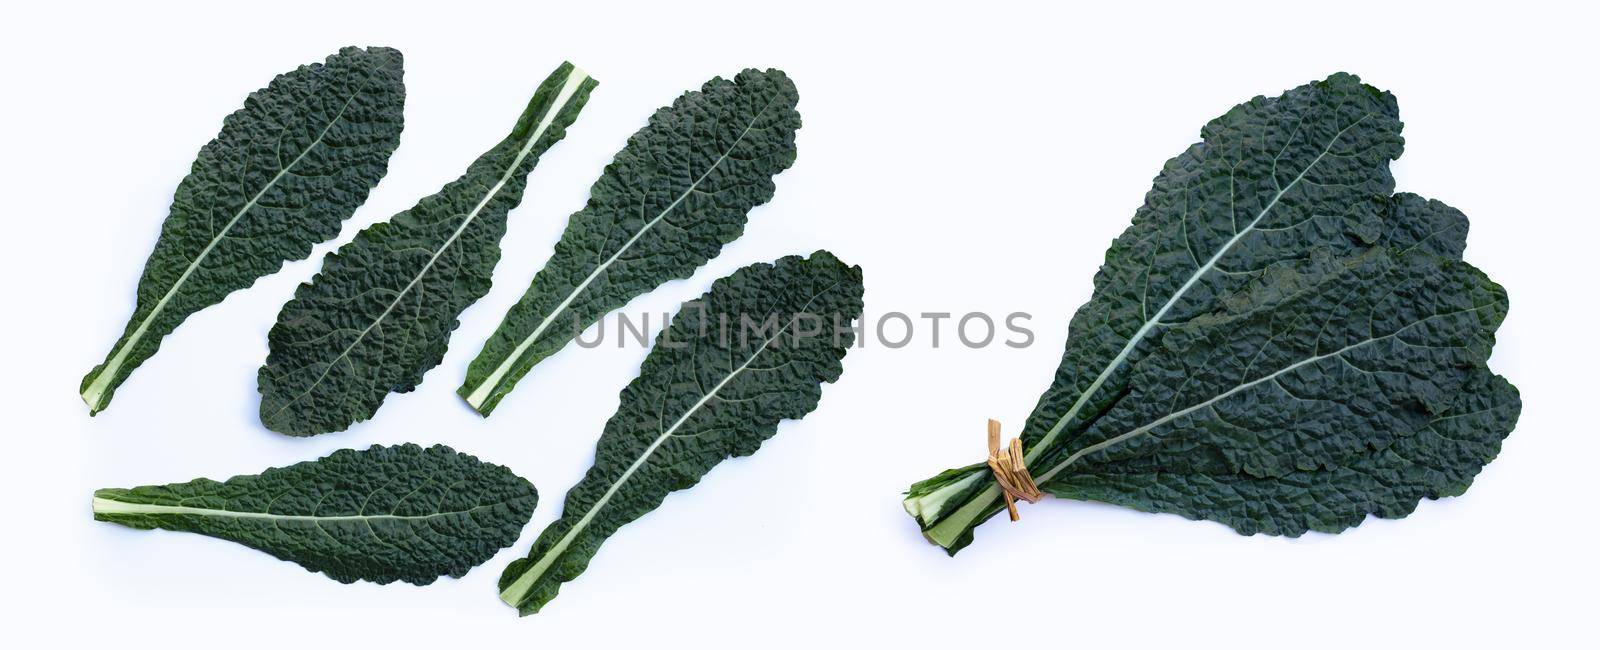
[81,47,406,415]
[904,74,1519,554]
[93,444,536,585]
[459,69,801,416]
[1050,369,1519,535]
[498,251,863,615]
[257,62,595,436]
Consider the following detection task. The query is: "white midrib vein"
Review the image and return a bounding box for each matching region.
[499,281,838,607]
[92,496,495,522]
[463,95,780,412]
[916,113,1373,536]
[80,80,371,411]
[264,69,589,422]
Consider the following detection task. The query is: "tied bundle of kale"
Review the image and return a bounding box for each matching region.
[904,73,1520,554]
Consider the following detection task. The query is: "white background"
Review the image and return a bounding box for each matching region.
[2,0,1594,647]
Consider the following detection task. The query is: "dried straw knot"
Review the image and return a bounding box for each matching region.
[985,419,1043,521]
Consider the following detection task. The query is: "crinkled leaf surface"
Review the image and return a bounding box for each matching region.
[498,251,863,615]
[257,62,595,436]
[1051,369,1519,535]
[459,69,801,416]
[1049,197,1517,535]
[93,444,536,585]
[903,73,1519,553]
[80,46,405,415]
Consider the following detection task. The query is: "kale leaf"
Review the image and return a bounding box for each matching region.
[459,69,801,416]
[498,251,863,615]
[257,62,595,435]
[80,47,405,415]
[904,74,1519,554]
[93,444,536,585]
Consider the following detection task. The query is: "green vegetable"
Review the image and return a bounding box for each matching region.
[498,251,864,615]
[93,444,536,585]
[903,73,1519,554]
[1054,368,1519,535]
[80,46,406,415]
[257,62,596,436]
[459,69,802,416]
